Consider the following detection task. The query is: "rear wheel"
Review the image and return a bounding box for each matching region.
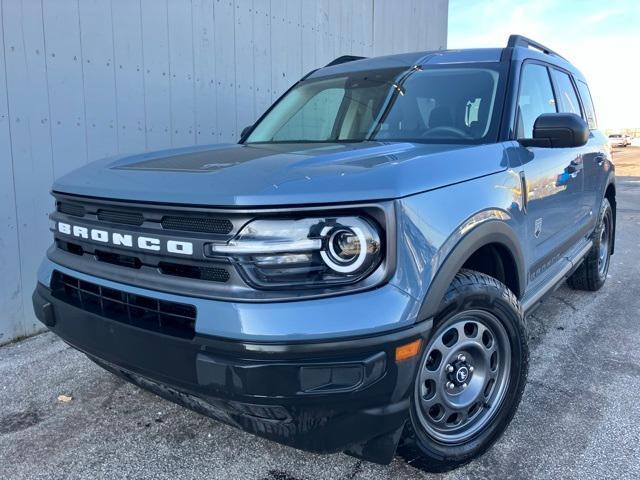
[567,198,613,291]
[399,270,528,472]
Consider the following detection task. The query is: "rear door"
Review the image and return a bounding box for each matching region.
[549,68,601,233]
[512,62,588,284]
[573,79,609,225]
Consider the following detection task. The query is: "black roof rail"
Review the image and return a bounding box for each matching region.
[507,34,566,60]
[324,55,366,67]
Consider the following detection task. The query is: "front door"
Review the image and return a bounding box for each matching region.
[512,62,590,285]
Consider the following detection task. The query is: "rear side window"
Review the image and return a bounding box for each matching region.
[576,81,597,129]
[517,63,557,138]
[551,70,582,116]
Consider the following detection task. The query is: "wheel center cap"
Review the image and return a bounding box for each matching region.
[456,366,469,383]
[448,358,473,387]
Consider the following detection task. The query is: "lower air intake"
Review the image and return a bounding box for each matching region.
[50,271,196,339]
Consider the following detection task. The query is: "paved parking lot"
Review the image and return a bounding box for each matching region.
[2,148,640,480]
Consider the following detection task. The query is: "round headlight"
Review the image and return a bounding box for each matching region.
[330,229,362,262]
[320,218,380,274]
[207,214,383,289]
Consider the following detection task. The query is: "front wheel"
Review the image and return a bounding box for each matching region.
[399,270,528,472]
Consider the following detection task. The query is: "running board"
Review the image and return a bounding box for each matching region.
[521,241,593,315]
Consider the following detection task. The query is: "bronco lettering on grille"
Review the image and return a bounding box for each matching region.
[56,222,193,256]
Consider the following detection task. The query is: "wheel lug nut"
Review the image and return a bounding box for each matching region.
[469,366,474,373]
[446,364,454,373]
[458,354,466,362]
[462,382,468,389]
[446,382,455,390]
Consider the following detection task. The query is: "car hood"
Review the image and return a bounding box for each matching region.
[53,142,508,206]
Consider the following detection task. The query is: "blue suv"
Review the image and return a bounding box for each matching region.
[33,35,615,471]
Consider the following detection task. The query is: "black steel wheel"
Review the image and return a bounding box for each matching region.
[568,197,613,291]
[399,270,528,472]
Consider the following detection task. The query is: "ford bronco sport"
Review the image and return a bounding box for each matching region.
[33,35,615,471]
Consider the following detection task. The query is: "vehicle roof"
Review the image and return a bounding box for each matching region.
[308,45,586,83]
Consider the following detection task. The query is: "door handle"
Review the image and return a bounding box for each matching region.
[519,170,527,212]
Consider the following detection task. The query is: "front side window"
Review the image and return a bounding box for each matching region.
[551,69,582,117]
[246,65,504,144]
[517,63,557,138]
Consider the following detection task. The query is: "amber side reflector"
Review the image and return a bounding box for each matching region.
[395,338,422,362]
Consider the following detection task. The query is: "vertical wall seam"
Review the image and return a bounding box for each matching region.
[39,0,55,179]
[190,0,196,144]
[76,0,89,164]
[139,0,148,150]
[109,0,120,153]
[371,0,375,52]
[16,0,36,328]
[165,0,173,146]
[267,0,272,104]
[443,0,449,49]
[251,0,255,120]
[268,0,272,103]
[212,0,217,139]
[0,0,26,334]
[232,0,237,141]
[298,0,302,75]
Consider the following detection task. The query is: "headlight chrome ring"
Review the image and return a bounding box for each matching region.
[320,224,370,273]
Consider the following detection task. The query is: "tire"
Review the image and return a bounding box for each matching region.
[398,270,529,472]
[567,198,613,291]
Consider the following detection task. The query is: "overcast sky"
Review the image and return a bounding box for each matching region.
[448,0,640,130]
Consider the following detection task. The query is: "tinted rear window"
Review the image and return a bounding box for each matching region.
[551,69,582,117]
[576,80,597,129]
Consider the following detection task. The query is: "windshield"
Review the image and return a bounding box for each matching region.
[245,64,504,144]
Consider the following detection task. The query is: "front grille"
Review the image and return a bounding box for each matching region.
[57,239,84,256]
[52,194,247,296]
[161,215,233,234]
[58,202,85,217]
[158,262,230,282]
[95,250,142,269]
[56,240,230,282]
[97,209,144,226]
[51,271,196,338]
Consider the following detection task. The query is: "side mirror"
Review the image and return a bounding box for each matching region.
[519,113,589,148]
[240,125,253,140]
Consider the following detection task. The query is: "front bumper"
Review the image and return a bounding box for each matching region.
[33,281,432,463]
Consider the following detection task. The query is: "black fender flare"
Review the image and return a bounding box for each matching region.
[417,219,526,320]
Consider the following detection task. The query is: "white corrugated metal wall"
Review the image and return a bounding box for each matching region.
[0,0,448,344]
